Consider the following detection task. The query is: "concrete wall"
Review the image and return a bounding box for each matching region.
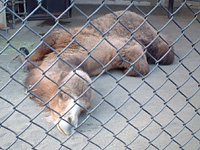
[74,0,200,9]
[74,0,183,7]
[0,2,7,28]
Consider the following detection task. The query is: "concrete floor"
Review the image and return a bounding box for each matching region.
[0,4,200,150]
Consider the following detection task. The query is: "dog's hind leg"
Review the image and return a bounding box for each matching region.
[146,35,174,65]
[118,43,150,76]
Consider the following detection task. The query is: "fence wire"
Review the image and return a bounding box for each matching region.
[0,0,200,149]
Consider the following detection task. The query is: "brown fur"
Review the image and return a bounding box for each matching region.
[24,11,174,132]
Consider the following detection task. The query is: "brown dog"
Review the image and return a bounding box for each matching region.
[24,11,174,135]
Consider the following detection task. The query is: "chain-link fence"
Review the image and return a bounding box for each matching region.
[0,0,200,149]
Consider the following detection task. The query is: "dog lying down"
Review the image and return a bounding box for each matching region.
[21,11,174,135]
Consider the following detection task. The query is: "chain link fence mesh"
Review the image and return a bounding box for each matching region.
[0,0,200,149]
